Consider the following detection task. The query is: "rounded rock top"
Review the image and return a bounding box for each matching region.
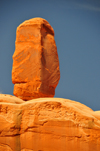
[18,17,54,35]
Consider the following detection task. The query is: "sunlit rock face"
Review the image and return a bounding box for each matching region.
[0,95,100,151]
[12,18,60,100]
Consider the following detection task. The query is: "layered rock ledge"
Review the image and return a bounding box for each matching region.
[0,94,100,151]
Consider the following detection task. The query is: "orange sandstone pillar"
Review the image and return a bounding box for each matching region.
[12,18,60,100]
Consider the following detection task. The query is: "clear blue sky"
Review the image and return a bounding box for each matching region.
[0,0,100,111]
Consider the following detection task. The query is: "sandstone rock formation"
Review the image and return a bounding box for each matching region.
[12,18,60,100]
[0,94,100,151]
[0,94,24,104]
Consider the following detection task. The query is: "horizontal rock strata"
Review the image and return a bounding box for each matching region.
[0,94,100,151]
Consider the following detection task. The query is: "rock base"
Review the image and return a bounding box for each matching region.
[0,94,100,151]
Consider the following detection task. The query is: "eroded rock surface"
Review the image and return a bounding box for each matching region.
[12,18,60,100]
[0,94,100,151]
[0,94,24,104]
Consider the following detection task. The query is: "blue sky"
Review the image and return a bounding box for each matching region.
[0,0,100,111]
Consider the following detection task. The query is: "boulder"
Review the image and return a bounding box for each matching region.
[12,18,60,100]
[0,94,100,151]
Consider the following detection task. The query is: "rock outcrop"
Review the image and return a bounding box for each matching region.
[0,94,100,151]
[12,18,60,100]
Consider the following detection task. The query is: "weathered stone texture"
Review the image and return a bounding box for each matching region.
[12,18,60,100]
[0,94,100,151]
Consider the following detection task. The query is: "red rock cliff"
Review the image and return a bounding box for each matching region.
[0,94,100,151]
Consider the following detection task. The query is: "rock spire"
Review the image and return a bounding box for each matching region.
[12,18,60,100]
